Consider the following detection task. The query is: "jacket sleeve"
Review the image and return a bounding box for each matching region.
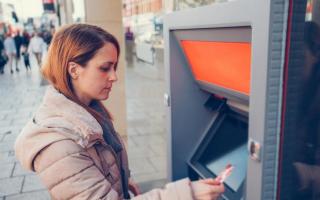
[131,178,194,200]
[33,139,119,200]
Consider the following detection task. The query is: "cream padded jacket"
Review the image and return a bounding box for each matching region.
[15,86,194,200]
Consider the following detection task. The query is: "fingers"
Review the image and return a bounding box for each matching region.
[205,185,224,200]
[211,183,225,194]
[199,178,221,185]
[133,185,141,195]
[199,179,225,194]
[192,179,225,200]
[129,180,141,196]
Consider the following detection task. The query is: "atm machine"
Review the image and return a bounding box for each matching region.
[180,27,251,200]
[164,0,311,199]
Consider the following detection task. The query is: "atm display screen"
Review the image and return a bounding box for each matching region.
[198,114,248,192]
[181,40,251,95]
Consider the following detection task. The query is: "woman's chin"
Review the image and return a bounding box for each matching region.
[102,94,110,100]
[96,91,111,101]
[98,95,109,101]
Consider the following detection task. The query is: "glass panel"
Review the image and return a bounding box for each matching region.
[279,0,320,199]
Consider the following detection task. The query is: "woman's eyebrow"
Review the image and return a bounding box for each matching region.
[101,61,115,66]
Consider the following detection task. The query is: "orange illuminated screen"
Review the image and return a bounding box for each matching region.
[181,40,251,95]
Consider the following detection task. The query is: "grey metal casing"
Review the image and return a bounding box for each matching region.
[164,0,289,199]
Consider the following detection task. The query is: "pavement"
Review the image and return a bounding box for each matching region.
[0,52,167,199]
[126,54,167,192]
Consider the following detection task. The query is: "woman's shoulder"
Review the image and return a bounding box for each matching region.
[33,139,86,171]
[15,114,91,170]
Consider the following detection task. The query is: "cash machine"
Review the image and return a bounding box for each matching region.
[164,0,291,199]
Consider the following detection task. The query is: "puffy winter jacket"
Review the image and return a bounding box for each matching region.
[15,86,194,200]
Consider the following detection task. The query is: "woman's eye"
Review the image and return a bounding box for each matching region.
[100,67,111,72]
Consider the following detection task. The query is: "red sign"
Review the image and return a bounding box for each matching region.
[42,0,54,3]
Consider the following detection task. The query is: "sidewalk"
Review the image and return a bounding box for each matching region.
[126,56,167,191]
[0,61,49,199]
[0,54,167,199]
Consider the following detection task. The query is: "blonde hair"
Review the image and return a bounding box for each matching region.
[41,24,120,122]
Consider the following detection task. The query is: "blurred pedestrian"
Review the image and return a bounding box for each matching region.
[21,31,31,71]
[21,30,30,47]
[0,38,7,74]
[125,27,134,63]
[4,33,18,74]
[14,24,225,200]
[43,30,53,46]
[14,30,23,69]
[21,45,30,71]
[28,32,45,67]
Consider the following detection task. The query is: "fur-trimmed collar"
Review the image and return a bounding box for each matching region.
[15,85,105,171]
[34,85,105,147]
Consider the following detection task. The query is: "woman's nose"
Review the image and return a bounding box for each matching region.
[109,69,118,82]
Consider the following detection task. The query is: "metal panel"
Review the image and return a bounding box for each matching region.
[261,1,289,200]
[197,80,249,106]
[173,27,251,42]
[166,25,214,180]
[277,0,308,199]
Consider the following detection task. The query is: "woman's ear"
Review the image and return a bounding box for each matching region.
[68,62,79,80]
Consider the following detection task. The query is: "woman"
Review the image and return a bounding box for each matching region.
[14,24,224,200]
[4,33,18,73]
[28,32,45,67]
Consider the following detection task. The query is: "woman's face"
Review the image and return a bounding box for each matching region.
[71,43,118,105]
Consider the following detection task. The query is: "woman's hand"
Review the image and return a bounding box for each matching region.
[191,178,225,200]
[129,179,141,196]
